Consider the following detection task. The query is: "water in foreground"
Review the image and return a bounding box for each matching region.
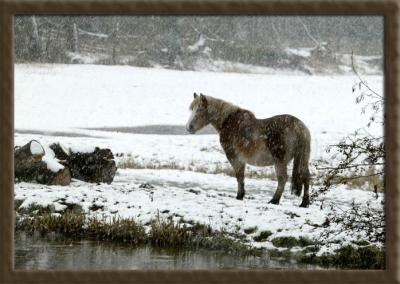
[15,232,322,270]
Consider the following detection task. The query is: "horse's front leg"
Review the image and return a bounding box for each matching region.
[269,161,288,205]
[235,162,246,200]
[227,156,246,200]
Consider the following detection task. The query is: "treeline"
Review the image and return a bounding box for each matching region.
[15,16,383,72]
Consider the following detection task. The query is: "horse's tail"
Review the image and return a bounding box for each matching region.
[291,127,311,196]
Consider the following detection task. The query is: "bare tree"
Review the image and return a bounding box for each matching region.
[30,16,43,60]
[111,20,119,64]
[73,23,79,53]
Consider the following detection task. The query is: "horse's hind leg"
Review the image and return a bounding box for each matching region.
[299,168,310,207]
[269,161,288,205]
[291,156,303,196]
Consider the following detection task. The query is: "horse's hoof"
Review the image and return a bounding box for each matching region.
[299,201,309,208]
[299,196,310,208]
[236,194,244,200]
[268,198,280,205]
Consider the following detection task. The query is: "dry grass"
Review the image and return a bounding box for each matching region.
[342,166,384,192]
[118,157,383,191]
[117,158,277,180]
[314,165,384,192]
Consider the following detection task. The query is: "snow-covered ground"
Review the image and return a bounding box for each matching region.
[14,63,384,254]
[15,168,383,255]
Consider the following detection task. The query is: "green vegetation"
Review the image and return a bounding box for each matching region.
[271,236,314,248]
[244,226,258,235]
[268,248,293,259]
[15,206,384,269]
[17,211,147,245]
[16,210,264,257]
[300,245,385,269]
[17,203,53,215]
[351,239,370,246]
[302,245,320,253]
[298,237,315,247]
[253,230,273,242]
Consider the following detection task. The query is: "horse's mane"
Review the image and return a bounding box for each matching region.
[205,96,252,130]
[206,96,238,118]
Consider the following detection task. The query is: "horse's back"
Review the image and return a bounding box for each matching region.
[261,114,310,138]
[220,110,274,166]
[260,114,310,161]
[220,109,258,145]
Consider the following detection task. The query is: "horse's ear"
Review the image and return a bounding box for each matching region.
[200,94,207,105]
[193,92,198,98]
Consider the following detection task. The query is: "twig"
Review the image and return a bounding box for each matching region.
[351,51,383,100]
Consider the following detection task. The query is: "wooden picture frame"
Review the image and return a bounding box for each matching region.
[1,0,399,283]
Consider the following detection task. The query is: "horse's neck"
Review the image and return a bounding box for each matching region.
[208,99,239,132]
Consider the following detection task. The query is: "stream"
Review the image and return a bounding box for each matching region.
[14,232,321,270]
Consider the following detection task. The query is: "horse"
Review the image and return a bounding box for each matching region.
[186,93,311,207]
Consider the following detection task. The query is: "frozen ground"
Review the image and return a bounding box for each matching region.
[14,64,384,254]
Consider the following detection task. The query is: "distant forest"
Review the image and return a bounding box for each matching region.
[15,16,383,73]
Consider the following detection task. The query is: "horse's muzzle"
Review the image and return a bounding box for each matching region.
[186,125,195,134]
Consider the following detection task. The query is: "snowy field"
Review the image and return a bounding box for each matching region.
[14,63,384,255]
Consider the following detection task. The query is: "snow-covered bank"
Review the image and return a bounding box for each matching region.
[15,168,384,255]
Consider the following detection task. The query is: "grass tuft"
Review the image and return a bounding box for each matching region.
[351,239,370,246]
[244,226,258,235]
[253,230,273,242]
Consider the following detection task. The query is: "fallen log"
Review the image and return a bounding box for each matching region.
[15,140,71,186]
[67,147,117,184]
[50,143,117,184]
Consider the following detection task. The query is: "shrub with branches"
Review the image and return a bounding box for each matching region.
[312,53,385,247]
[315,134,384,193]
[319,200,385,244]
[313,52,384,197]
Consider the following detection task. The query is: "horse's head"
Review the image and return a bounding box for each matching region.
[186,93,209,134]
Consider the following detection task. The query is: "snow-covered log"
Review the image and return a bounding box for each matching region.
[14,140,71,185]
[51,146,117,184]
[18,141,117,185]
[14,140,45,181]
[49,142,70,161]
[15,140,44,162]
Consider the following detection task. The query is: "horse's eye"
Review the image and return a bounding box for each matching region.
[197,107,205,112]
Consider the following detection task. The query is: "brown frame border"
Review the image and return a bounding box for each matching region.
[0,1,399,283]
